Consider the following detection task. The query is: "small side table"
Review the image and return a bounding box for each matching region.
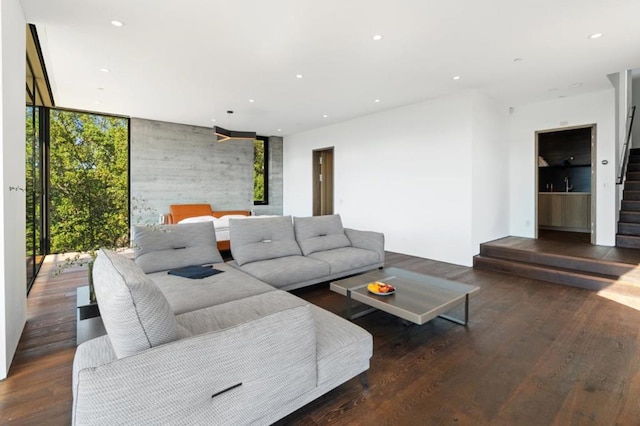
[76,286,106,345]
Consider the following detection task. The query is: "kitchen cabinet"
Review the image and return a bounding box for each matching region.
[538,193,590,233]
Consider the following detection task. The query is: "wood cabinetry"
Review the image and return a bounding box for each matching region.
[538,193,590,233]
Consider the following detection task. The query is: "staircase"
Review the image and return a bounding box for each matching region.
[473,237,640,294]
[616,148,640,248]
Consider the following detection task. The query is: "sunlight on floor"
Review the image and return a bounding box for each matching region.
[597,266,640,312]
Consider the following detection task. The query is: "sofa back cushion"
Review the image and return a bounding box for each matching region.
[133,222,223,273]
[93,249,184,359]
[230,215,302,266]
[294,214,352,256]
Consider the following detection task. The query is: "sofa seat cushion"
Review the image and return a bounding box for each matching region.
[148,264,276,315]
[294,214,351,256]
[310,305,373,387]
[235,255,330,289]
[92,249,186,359]
[175,290,309,335]
[230,216,302,266]
[133,222,223,273]
[308,247,381,275]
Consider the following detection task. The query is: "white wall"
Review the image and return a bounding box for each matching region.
[284,93,497,266]
[471,93,510,254]
[0,0,27,379]
[508,90,617,245]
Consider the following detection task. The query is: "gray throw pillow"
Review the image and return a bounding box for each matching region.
[133,222,223,273]
[294,214,351,256]
[93,249,186,359]
[230,216,302,266]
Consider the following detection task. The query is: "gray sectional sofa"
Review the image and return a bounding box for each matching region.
[228,215,385,290]
[72,217,382,425]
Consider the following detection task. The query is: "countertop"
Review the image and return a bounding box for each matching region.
[538,192,591,195]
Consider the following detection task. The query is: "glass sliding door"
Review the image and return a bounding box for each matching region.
[25,105,45,293]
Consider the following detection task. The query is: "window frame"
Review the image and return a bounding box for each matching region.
[254,135,269,205]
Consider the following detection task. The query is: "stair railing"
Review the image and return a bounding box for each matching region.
[617,105,636,185]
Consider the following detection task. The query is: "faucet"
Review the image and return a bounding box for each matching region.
[564,176,573,192]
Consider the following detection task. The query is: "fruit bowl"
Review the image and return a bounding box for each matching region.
[367,281,395,295]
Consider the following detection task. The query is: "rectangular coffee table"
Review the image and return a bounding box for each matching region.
[330,267,479,326]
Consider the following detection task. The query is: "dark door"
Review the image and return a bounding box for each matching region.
[312,148,334,216]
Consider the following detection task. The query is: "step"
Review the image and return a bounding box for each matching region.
[630,148,640,156]
[628,155,640,164]
[473,255,615,292]
[617,222,640,236]
[621,200,640,211]
[627,164,640,172]
[479,244,632,278]
[627,171,640,181]
[624,181,640,191]
[619,211,640,223]
[623,190,640,201]
[616,234,640,249]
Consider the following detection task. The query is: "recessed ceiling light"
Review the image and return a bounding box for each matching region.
[559,95,567,98]
[513,57,523,63]
[323,114,328,118]
[211,118,216,122]
[111,20,124,27]
[277,128,282,132]
[589,33,603,39]
[568,82,582,88]
[452,75,461,80]
[94,101,101,105]
[100,68,110,73]
[372,34,383,41]
[374,99,381,103]
[249,99,255,103]
[296,74,303,79]
[97,87,104,91]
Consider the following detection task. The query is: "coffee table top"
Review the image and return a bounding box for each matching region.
[330,267,479,325]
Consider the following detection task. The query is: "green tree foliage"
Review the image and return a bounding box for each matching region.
[254,139,265,202]
[49,110,129,253]
[25,107,35,256]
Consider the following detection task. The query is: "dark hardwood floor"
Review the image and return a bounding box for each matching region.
[2,250,640,425]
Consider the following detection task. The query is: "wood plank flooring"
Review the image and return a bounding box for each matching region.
[2,250,640,425]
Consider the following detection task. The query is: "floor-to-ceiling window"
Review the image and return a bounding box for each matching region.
[48,110,129,254]
[26,24,130,289]
[26,24,50,293]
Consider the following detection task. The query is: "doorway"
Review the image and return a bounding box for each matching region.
[536,124,596,244]
[312,148,334,216]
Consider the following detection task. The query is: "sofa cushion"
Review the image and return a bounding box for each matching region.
[133,222,223,273]
[175,290,309,335]
[308,246,381,275]
[294,215,351,256]
[235,255,330,288]
[92,249,186,359]
[230,215,302,266]
[148,263,276,315]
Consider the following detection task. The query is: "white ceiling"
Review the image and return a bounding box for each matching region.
[20,0,640,136]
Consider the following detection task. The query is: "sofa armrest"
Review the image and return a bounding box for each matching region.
[344,228,385,264]
[73,305,317,425]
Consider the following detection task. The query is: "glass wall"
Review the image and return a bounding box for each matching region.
[25,105,45,292]
[48,110,129,254]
